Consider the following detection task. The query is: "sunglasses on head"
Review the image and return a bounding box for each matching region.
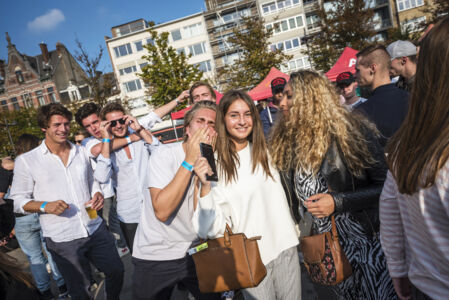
[110,118,126,127]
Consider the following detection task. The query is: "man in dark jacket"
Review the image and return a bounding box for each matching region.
[355,45,409,148]
[260,77,287,139]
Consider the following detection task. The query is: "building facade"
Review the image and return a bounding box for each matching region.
[105,14,214,117]
[0,33,90,112]
[390,0,432,33]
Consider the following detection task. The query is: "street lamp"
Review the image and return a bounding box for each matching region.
[0,115,17,155]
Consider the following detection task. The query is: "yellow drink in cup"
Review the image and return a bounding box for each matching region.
[85,204,97,219]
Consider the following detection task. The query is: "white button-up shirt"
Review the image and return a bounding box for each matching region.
[10,141,102,243]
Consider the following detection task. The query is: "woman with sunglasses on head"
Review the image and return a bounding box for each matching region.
[192,90,300,300]
[270,70,396,299]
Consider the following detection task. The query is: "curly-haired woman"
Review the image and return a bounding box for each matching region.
[269,70,396,299]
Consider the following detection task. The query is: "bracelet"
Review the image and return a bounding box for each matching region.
[125,136,131,144]
[102,138,111,143]
[175,99,180,105]
[181,160,194,172]
[40,202,48,213]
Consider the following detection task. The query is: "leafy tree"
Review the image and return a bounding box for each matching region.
[0,108,43,157]
[306,0,376,71]
[139,25,203,109]
[218,16,292,91]
[385,25,420,45]
[422,0,449,26]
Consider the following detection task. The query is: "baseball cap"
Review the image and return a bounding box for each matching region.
[386,40,417,60]
[271,77,287,95]
[336,72,355,87]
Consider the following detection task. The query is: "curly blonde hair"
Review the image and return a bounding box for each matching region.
[270,70,377,176]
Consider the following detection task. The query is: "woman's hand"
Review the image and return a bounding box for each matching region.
[304,193,335,218]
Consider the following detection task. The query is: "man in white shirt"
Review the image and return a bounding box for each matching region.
[132,101,220,300]
[9,103,124,300]
[94,102,158,253]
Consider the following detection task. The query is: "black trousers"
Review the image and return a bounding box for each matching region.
[119,221,137,253]
[132,255,221,300]
[45,222,124,300]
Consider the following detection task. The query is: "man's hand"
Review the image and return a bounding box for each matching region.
[87,192,104,211]
[45,200,69,215]
[124,115,143,133]
[176,90,190,104]
[185,127,215,164]
[305,193,335,218]
[99,121,112,139]
[392,277,412,300]
[194,157,213,186]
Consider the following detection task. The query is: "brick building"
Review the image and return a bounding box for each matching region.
[0,33,90,112]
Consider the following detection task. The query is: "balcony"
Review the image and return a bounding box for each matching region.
[303,0,319,13]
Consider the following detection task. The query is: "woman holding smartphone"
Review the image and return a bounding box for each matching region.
[192,90,300,300]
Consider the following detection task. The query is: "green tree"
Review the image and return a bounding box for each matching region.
[218,16,292,91]
[139,25,203,109]
[0,108,43,157]
[422,0,449,26]
[385,25,420,45]
[307,0,376,71]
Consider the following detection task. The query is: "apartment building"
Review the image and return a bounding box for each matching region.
[258,0,314,73]
[390,0,433,33]
[105,14,214,117]
[203,0,260,85]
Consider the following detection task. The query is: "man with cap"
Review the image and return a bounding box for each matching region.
[386,40,417,92]
[260,77,287,139]
[336,71,367,110]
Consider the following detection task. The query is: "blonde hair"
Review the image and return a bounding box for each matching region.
[270,70,377,176]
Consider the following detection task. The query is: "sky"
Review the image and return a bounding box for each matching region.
[0,0,207,72]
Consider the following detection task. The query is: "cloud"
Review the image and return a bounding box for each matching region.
[27,9,65,32]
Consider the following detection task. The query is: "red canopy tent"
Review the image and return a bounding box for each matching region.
[170,90,223,120]
[248,67,290,101]
[325,47,358,81]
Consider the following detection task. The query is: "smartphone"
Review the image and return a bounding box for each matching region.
[199,143,218,182]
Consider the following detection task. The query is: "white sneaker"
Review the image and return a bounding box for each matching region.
[118,246,129,257]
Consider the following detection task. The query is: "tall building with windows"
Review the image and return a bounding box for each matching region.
[390,0,432,33]
[105,14,214,117]
[0,33,89,112]
[258,0,313,73]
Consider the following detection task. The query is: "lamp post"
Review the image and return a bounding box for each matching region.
[0,115,17,155]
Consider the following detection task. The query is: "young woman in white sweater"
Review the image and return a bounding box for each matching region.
[192,90,301,300]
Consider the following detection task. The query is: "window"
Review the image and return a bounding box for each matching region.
[139,62,148,70]
[15,70,24,83]
[396,0,424,12]
[123,79,142,93]
[261,0,300,15]
[197,60,212,72]
[135,41,143,52]
[401,16,426,32]
[22,93,33,108]
[113,43,133,58]
[177,48,186,55]
[10,97,20,110]
[146,38,154,45]
[171,29,182,41]
[183,23,203,38]
[306,14,320,29]
[271,38,300,52]
[223,53,240,66]
[118,65,137,76]
[281,56,311,72]
[266,15,304,35]
[188,42,206,56]
[47,87,57,103]
[36,90,45,106]
[1,100,7,112]
[213,9,250,27]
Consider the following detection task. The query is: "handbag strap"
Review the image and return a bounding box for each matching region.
[330,215,338,239]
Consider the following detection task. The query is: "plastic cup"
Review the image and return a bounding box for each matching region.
[85,204,97,219]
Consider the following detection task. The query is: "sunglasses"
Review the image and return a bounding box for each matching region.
[110,118,126,127]
[75,140,83,144]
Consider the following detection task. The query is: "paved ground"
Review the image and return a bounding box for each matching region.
[7,247,336,300]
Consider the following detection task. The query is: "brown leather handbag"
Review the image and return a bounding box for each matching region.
[190,224,267,293]
[300,215,352,285]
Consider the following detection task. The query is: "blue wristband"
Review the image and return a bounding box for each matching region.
[102,138,111,143]
[40,202,48,213]
[181,160,194,172]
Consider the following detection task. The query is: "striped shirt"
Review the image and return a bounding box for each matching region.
[380,167,449,300]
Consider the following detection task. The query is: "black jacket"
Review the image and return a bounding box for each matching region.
[280,129,387,237]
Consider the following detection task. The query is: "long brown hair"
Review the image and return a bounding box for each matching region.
[215,90,272,184]
[270,70,377,175]
[0,252,35,289]
[387,16,449,194]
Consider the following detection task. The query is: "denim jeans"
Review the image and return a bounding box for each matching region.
[14,213,65,292]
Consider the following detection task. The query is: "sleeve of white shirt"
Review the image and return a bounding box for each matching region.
[94,154,113,184]
[192,184,234,239]
[9,156,35,214]
[82,137,100,158]
[379,171,407,278]
[138,111,162,130]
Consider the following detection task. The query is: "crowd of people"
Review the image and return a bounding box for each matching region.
[0,15,448,300]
